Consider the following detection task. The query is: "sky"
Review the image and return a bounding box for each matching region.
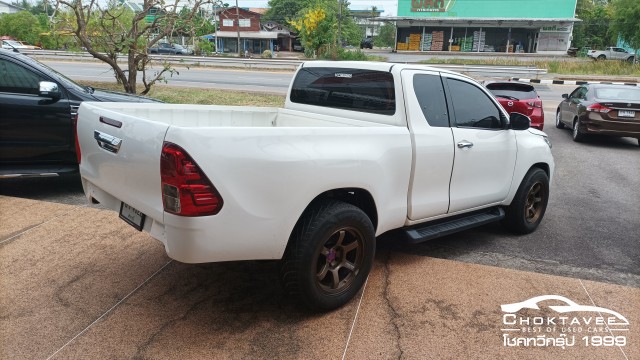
[235,0,399,17]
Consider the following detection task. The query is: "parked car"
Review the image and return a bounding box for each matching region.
[149,43,194,55]
[555,84,640,146]
[360,37,373,49]
[485,81,545,130]
[17,41,42,50]
[292,40,304,52]
[77,61,554,311]
[587,47,636,62]
[2,39,29,50]
[0,49,160,178]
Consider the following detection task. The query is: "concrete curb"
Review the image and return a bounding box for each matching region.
[511,77,640,86]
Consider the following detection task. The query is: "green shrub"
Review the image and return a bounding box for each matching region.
[261,49,273,58]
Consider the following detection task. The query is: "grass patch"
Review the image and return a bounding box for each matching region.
[418,58,640,77]
[78,81,285,107]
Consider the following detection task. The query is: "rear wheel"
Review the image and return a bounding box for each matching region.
[555,110,565,129]
[503,168,549,234]
[281,200,375,311]
[573,117,585,142]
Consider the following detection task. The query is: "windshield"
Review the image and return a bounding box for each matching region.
[4,40,23,47]
[173,44,184,49]
[595,88,640,102]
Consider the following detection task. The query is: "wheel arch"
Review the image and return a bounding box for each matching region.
[300,188,378,231]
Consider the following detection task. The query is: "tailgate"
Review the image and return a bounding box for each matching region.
[77,102,169,222]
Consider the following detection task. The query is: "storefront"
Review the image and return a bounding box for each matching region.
[384,0,579,54]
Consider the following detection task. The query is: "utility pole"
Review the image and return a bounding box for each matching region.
[337,0,342,46]
[235,0,241,56]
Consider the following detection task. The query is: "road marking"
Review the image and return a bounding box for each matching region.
[579,279,629,360]
[46,259,174,360]
[0,205,86,246]
[342,275,369,360]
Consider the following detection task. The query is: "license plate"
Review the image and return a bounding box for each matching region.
[619,110,636,118]
[119,202,146,231]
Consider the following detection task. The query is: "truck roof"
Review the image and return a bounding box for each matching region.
[301,61,474,81]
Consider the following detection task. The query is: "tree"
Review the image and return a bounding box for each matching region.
[264,0,304,23]
[0,11,42,44]
[573,0,614,49]
[57,0,213,95]
[374,22,395,48]
[610,0,640,51]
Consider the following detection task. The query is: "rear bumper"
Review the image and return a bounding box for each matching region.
[582,114,640,138]
[82,178,289,264]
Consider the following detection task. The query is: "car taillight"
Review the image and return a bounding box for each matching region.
[73,114,81,164]
[160,142,223,216]
[587,103,612,113]
[527,100,542,108]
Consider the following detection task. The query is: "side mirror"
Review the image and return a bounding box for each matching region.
[509,112,530,131]
[562,94,568,99]
[39,81,61,101]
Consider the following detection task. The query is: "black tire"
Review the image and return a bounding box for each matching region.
[597,55,606,60]
[281,199,375,311]
[627,56,635,63]
[555,110,565,129]
[572,117,585,142]
[503,168,550,234]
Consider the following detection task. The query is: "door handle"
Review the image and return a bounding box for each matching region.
[457,140,474,149]
[94,130,122,154]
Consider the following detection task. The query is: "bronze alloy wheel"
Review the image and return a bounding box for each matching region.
[524,181,546,224]
[314,227,364,293]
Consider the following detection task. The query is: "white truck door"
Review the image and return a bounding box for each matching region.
[443,74,518,213]
[401,69,455,220]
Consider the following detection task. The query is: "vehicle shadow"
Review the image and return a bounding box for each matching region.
[0,175,85,205]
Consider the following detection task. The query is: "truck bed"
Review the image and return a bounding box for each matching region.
[83,102,391,128]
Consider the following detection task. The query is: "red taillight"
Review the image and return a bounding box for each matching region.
[527,100,542,108]
[73,114,81,164]
[160,142,223,216]
[587,103,612,113]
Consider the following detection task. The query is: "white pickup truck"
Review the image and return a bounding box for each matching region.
[78,61,554,311]
[587,47,637,62]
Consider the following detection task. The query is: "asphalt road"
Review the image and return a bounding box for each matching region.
[1,67,638,288]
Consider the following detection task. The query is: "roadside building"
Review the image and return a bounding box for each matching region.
[0,0,23,14]
[351,6,384,38]
[379,0,579,54]
[214,6,292,54]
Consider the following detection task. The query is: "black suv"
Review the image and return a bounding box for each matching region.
[360,38,373,49]
[0,49,159,178]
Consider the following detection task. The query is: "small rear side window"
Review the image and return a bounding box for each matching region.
[486,83,537,100]
[290,67,396,115]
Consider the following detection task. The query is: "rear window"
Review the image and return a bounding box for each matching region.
[486,83,537,100]
[595,88,640,102]
[290,67,396,115]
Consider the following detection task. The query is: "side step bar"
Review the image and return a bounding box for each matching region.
[403,207,505,244]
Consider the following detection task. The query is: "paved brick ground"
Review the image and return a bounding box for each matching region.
[1,195,637,359]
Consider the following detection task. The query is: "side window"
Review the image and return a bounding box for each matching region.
[413,74,449,127]
[0,58,43,95]
[570,87,587,99]
[446,78,503,129]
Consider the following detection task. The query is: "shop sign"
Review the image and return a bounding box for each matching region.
[540,25,571,33]
[411,0,455,12]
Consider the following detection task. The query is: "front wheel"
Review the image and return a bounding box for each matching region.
[503,168,550,234]
[281,200,375,311]
[555,110,565,129]
[573,118,585,142]
[597,55,606,60]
